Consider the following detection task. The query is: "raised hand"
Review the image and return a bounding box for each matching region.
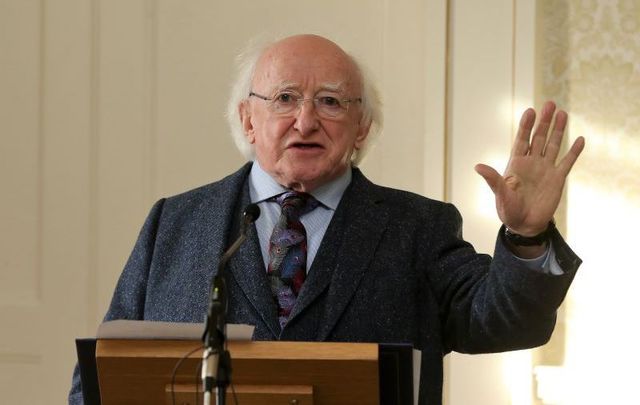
[474,101,585,238]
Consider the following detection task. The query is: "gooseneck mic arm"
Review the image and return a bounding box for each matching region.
[202,204,260,405]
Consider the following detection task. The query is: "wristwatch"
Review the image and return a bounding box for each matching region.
[503,220,555,246]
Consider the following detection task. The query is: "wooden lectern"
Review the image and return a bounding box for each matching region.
[76,338,414,404]
[78,338,415,405]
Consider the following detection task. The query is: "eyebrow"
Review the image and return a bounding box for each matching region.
[269,81,347,94]
[318,82,347,93]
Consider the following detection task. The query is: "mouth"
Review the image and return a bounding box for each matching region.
[288,142,323,150]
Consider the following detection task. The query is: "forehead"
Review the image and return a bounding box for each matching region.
[253,37,361,93]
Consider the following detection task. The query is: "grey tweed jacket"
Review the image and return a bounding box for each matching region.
[69,162,581,405]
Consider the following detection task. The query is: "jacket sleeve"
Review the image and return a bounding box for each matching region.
[103,198,166,321]
[427,203,581,354]
[68,199,166,404]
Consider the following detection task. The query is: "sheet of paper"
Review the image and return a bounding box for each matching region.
[96,320,254,341]
[413,348,421,405]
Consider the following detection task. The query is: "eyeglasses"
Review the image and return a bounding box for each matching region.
[249,90,362,119]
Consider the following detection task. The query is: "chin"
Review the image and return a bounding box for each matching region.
[280,168,330,190]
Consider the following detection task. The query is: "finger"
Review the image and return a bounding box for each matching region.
[543,109,568,163]
[557,136,586,176]
[529,101,556,156]
[475,163,504,195]
[513,108,536,156]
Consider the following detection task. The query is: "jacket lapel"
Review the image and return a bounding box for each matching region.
[288,169,390,340]
[228,227,281,338]
[195,164,252,289]
[195,162,279,338]
[226,180,281,338]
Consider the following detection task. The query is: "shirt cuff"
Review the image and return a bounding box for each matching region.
[515,242,564,275]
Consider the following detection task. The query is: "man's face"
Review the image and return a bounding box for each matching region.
[240,35,370,192]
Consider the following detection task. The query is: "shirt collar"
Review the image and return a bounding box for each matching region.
[248,160,352,210]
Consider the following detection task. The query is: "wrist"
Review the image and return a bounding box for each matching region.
[503,220,555,246]
[508,243,548,259]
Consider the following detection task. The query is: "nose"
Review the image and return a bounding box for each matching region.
[293,99,320,136]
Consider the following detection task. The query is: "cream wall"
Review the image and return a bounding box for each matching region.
[535,1,640,404]
[1,1,548,404]
[446,2,538,404]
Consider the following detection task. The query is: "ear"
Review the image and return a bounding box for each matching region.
[239,101,256,144]
[354,121,372,150]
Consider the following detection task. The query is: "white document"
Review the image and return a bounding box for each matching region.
[413,349,421,405]
[96,320,254,341]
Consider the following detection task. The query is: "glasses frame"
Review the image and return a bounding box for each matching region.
[248,91,362,119]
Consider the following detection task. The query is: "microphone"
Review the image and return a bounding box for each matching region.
[202,204,260,405]
[218,203,260,270]
[243,203,261,226]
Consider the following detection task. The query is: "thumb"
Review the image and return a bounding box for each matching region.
[474,163,503,195]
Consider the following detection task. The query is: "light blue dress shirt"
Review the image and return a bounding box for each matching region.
[248,161,351,272]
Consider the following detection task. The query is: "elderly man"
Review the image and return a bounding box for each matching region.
[69,34,584,404]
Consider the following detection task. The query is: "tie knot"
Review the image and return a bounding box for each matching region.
[275,191,319,218]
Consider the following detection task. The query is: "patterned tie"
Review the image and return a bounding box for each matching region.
[268,191,319,328]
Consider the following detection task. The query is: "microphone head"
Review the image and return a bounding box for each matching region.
[243,203,261,223]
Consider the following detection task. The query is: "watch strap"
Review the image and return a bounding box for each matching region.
[503,221,555,246]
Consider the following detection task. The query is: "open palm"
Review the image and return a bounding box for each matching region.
[475,101,585,236]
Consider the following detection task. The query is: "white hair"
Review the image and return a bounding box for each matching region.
[225,35,383,165]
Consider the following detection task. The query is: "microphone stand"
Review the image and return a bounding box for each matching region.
[202,205,259,405]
